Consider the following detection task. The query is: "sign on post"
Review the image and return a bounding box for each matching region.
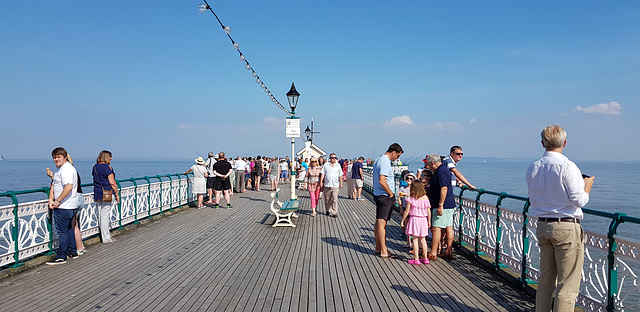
[286,117,300,138]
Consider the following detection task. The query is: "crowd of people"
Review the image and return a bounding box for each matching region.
[44,125,593,311]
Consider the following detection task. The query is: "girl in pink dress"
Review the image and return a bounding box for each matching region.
[400,180,431,265]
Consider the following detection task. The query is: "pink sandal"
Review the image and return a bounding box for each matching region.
[408,259,421,265]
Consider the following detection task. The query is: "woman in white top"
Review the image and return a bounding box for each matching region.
[185,157,208,209]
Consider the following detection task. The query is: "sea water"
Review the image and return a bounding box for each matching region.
[405,157,640,239]
[1,158,639,238]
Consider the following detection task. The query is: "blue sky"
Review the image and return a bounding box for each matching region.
[1,1,639,162]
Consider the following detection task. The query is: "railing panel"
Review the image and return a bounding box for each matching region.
[361,169,640,312]
[16,200,50,262]
[0,175,193,269]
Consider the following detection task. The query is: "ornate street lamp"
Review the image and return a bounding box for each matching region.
[304,126,311,141]
[285,83,300,202]
[286,83,300,115]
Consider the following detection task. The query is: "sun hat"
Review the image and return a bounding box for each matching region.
[310,156,317,162]
[195,156,205,165]
[405,172,417,180]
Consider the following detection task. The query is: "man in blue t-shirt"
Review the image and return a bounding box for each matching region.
[373,143,403,259]
[425,153,456,260]
[351,156,365,200]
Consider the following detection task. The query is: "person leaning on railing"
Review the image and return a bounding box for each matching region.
[46,147,80,265]
[93,150,119,243]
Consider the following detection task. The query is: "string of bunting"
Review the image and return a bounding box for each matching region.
[199,0,292,116]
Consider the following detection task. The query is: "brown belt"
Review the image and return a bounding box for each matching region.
[538,217,580,224]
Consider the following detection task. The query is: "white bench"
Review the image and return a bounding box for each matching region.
[270,189,299,228]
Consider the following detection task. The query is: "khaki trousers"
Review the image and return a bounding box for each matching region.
[323,187,340,215]
[536,221,584,312]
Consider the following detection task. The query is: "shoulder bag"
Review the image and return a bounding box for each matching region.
[94,165,113,202]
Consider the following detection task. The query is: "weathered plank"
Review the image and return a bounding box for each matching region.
[0,184,534,312]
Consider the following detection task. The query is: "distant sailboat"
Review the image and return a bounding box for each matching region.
[0,155,4,161]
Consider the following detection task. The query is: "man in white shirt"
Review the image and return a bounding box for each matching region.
[234,156,247,193]
[320,153,343,218]
[205,153,217,203]
[441,145,475,189]
[47,147,79,265]
[526,125,594,311]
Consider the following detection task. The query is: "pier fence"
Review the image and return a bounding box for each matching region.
[361,166,640,312]
[0,173,196,269]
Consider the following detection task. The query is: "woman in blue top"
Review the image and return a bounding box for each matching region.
[92,150,119,243]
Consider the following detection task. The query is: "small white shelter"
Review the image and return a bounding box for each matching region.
[296,141,327,161]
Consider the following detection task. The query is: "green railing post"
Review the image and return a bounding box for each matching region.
[167,175,174,211]
[144,176,152,219]
[131,178,139,224]
[116,180,123,228]
[155,175,164,214]
[606,212,625,312]
[8,191,25,268]
[457,186,467,248]
[494,193,508,270]
[520,200,533,287]
[474,189,486,257]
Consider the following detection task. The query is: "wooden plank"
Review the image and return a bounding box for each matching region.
[0,182,534,312]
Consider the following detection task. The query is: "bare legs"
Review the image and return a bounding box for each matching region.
[374,219,388,255]
[215,190,231,206]
[429,226,454,259]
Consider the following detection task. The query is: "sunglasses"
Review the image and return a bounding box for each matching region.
[455,153,463,156]
[330,156,338,159]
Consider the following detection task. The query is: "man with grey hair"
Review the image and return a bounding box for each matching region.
[425,153,456,260]
[527,125,594,311]
[320,153,343,218]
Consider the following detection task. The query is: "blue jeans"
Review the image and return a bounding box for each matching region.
[53,208,77,259]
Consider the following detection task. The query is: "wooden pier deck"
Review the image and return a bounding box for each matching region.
[0,184,534,311]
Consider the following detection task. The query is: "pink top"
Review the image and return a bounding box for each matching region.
[406,196,431,218]
[305,167,322,192]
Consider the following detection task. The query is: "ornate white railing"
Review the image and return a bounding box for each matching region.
[362,167,640,312]
[0,174,195,268]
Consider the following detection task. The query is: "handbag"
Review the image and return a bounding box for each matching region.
[94,165,113,202]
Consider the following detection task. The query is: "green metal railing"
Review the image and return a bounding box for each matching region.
[361,166,640,311]
[0,172,194,269]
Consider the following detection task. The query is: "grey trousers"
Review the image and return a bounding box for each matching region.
[235,170,246,192]
[96,201,115,243]
[323,187,340,215]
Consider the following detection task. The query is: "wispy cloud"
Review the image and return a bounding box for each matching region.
[177,123,211,130]
[431,121,461,131]
[469,118,478,124]
[383,115,415,128]
[575,101,622,115]
[263,117,286,132]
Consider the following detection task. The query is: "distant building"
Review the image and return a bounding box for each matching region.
[297,141,326,161]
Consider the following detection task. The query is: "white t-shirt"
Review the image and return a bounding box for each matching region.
[52,162,78,209]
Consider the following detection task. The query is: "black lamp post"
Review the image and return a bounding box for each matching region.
[286,83,300,115]
[286,82,300,202]
[304,126,311,141]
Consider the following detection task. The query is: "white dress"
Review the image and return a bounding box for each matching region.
[191,164,207,194]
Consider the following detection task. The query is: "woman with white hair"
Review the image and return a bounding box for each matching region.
[185,157,208,209]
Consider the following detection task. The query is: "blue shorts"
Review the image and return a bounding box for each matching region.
[280,171,288,178]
